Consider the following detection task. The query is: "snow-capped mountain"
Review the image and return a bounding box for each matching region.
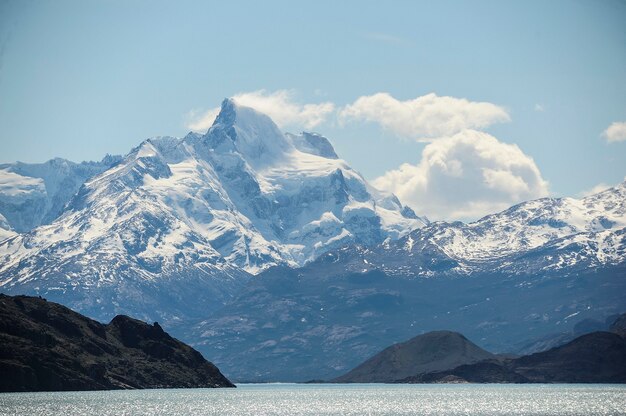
[426,182,626,271]
[180,99,424,270]
[190,182,626,382]
[305,181,626,277]
[1,98,624,382]
[0,99,422,322]
[0,155,122,239]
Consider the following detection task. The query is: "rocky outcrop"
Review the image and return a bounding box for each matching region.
[0,294,234,392]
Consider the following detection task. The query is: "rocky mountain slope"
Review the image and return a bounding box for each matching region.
[0,99,420,323]
[0,294,234,392]
[190,264,625,382]
[332,331,495,383]
[610,312,626,337]
[512,314,622,355]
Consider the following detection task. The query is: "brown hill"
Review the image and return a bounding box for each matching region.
[401,330,626,383]
[332,331,495,383]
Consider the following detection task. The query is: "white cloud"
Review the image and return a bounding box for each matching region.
[534,103,544,112]
[186,90,335,132]
[372,130,549,221]
[602,121,626,143]
[339,92,510,141]
[186,108,220,132]
[578,178,626,198]
[578,183,611,198]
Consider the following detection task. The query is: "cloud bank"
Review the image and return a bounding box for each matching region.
[186,90,335,132]
[603,121,626,143]
[339,92,510,140]
[373,130,549,221]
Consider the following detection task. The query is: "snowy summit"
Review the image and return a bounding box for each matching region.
[0,99,423,321]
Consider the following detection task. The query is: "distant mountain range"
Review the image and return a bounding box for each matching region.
[0,99,624,383]
[400,316,626,384]
[331,318,626,384]
[189,256,625,381]
[332,331,495,383]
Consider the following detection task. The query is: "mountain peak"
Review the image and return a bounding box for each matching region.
[212,97,277,133]
[213,98,238,128]
[203,98,292,166]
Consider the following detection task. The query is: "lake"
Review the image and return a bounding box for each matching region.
[1,383,625,415]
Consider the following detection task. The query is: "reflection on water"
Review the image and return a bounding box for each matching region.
[1,383,625,416]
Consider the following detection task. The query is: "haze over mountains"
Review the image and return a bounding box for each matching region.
[0,99,624,382]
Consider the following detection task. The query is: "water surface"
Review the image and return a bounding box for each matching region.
[1,383,624,415]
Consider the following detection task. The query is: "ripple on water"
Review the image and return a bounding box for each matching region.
[1,384,625,416]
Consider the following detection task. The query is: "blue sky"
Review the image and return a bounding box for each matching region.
[1,0,624,220]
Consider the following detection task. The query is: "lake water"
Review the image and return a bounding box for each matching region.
[1,383,625,415]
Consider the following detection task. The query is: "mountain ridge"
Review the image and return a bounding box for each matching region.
[0,99,422,323]
[0,100,624,383]
[0,155,122,238]
[188,180,626,381]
